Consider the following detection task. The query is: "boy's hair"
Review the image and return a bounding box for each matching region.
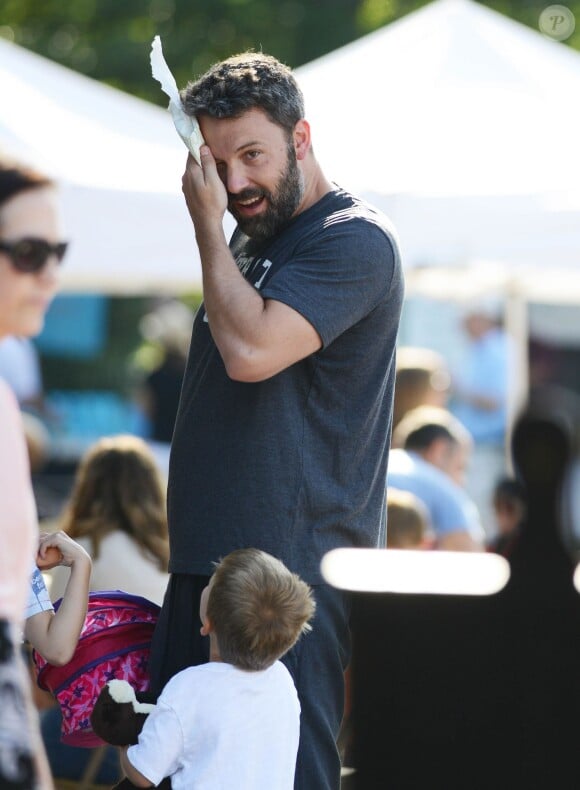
[181,52,304,136]
[386,488,431,549]
[206,548,315,671]
[393,406,472,452]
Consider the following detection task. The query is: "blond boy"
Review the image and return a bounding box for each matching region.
[120,549,315,789]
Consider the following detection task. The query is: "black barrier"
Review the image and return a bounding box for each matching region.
[345,388,580,789]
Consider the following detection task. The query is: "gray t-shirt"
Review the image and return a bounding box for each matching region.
[167,186,404,582]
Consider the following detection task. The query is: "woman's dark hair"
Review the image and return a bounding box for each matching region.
[0,157,54,212]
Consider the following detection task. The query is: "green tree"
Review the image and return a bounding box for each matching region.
[1,1,578,103]
[0,0,361,102]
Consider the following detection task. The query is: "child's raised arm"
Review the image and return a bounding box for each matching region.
[25,531,91,666]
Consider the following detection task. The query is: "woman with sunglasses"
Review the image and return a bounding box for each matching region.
[0,157,73,790]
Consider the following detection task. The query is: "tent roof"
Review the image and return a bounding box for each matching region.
[297,0,580,203]
[296,0,580,298]
[0,36,182,193]
[0,36,211,293]
[2,3,578,296]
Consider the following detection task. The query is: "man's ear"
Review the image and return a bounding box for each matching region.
[293,119,311,161]
[200,616,213,637]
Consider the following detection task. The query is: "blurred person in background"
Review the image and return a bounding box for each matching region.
[44,434,170,787]
[388,406,485,552]
[386,487,435,550]
[138,300,193,447]
[0,155,67,789]
[393,346,451,430]
[49,434,170,607]
[487,476,526,558]
[451,300,511,534]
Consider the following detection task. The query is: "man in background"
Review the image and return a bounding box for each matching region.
[388,406,485,552]
[451,301,510,534]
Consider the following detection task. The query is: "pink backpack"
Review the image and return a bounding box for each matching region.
[32,590,160,747]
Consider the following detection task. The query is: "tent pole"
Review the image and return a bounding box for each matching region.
[504,283,529,474]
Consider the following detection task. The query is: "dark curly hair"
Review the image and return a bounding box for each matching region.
[181,52,304,135]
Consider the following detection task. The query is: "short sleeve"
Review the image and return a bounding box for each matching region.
[261,220,397,348]
[126,700,184,786]
[24,567,54,620]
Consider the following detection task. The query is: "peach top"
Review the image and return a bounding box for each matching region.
[0,378,37,623]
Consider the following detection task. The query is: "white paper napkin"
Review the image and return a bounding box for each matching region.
[150,35,205,166]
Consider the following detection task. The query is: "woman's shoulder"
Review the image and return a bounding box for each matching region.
[0,377,21,426]
[89,531,169,605]
[0,379,31,483]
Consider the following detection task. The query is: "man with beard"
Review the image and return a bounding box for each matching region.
[147,53,403,790]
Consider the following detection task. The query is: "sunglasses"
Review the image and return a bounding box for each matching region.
[0,237,68,273]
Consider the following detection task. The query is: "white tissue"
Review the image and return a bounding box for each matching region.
[150,35,205,166]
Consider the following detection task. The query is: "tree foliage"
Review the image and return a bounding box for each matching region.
[0,0,578,105]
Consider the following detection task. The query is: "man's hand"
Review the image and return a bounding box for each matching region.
[181,147,227,232]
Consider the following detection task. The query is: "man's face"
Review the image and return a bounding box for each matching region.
[441,441,470,487]
[199,108,304,241]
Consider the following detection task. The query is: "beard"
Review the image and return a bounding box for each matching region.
[228,141,304,241]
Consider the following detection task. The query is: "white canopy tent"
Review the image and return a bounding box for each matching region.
[1,1,579,303]
[0,36,219,293]
[296,0,580,300]
[2,4,578,451]
[296,0,580,417]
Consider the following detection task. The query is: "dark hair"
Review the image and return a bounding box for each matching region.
[207,548,315,671]
[493,476,526,508]
[181,52,304,136]
[404,423,455,451]
[393,406,471,452]
[0,158,54,214]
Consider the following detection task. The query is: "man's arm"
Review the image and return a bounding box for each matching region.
[119,747,154,788]
[182,150,321,382]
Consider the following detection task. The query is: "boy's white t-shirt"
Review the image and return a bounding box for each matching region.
[127,660,300,790]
